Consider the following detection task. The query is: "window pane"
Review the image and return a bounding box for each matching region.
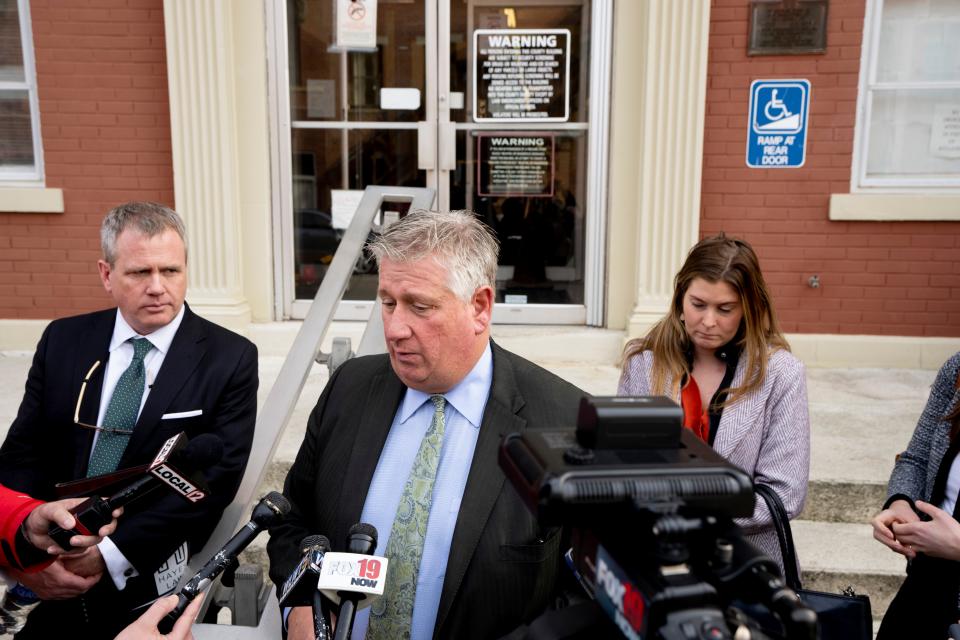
[866,89,960,178]
[291,127,422,300]
[449,3,590,124]
[877,0,960,83]
[451,130,585,305]
[287,0,426,123]
[0,88,34,167]
[0,0,25,82]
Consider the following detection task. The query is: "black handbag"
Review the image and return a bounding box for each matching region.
[753,483,873,640]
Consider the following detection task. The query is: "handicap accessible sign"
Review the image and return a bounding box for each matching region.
[746,79,810,168]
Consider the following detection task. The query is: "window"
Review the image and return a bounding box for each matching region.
[854,0,960,190]
[0,0,43,183]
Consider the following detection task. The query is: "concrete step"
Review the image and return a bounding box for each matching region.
[795,519,906,624]
[801,481,887,524]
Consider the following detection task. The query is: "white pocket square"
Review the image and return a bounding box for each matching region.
[161,410,203,420]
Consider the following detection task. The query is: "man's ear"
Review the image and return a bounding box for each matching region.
[97,260,113,293]
[471,285,494,334]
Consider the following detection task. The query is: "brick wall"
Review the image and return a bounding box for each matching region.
[0,0,173,319]
[703,0,960,337]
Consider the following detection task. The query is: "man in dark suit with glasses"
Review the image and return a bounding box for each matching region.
[0,202,257,639]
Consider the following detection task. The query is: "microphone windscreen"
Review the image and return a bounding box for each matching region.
[173,434,224,470]
[348,522,377,543]
[346,522,378,554]
[250,491,292,528]
[301,534,330,553]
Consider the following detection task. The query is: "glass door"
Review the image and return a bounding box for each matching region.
[276,0,606,323]
[283,0,434,319]
[443,0,592,323]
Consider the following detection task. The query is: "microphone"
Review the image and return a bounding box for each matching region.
[54,463,152,499]
[163,491,292,626]
[47,432,223,551]
[331,523,379,640]
[279,535,333,640]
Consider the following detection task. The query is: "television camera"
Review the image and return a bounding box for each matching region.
[498,396,818,640]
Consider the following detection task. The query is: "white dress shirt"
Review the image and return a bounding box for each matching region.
[93,306,185,590]
[352,344,492,639]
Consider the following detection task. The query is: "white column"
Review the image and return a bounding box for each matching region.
[163,0,253,332]
[624,0,710,337]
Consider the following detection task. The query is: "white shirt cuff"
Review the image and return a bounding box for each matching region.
[98,536,138,590]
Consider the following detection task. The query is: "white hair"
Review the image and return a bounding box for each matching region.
[366,210,499,301]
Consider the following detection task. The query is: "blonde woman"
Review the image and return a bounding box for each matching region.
[618,234,810,571]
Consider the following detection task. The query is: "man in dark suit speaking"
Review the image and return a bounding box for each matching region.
[268,210,585,640]
[0,202,257,639]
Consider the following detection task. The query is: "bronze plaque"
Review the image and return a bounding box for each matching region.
[748,0,828,56]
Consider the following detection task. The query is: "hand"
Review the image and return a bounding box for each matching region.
[287,606,317,640]
[12,559,101,599]
[23,498,122,554]
[60,545,107,578]
[114,594,204,640]
[872,499,920,558]
[891,500,960,561]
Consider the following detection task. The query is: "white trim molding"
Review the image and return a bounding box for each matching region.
[0,187,63,213]
[3,319,958,371]
[830,193,960,221]
[788,334,960,370]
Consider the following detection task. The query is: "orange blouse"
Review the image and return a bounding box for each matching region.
[680,376,711,443]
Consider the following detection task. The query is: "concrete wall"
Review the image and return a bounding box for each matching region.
[0,0,174,319]
[702,0,960,337]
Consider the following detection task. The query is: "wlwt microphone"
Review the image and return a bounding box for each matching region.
[322,523,388,640]
[279,535,332,640]
[47,432,222,551]
[163,491,292,626]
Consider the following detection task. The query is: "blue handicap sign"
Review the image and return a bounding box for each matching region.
[746,79,810,168]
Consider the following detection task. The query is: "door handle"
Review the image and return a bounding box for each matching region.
[439,121,456,171]
[417,121,435,170]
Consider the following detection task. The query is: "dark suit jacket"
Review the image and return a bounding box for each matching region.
[0,304,257,614]
[267,342,585,639]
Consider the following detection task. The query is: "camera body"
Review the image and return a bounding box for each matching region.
[498,396,816,640]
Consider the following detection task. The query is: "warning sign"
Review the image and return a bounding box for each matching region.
[474,29,570,122]
[477,134,555,197]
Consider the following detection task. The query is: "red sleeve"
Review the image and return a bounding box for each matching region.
[0,484,46,570]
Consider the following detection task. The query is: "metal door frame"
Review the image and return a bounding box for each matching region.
[267,0,612,325]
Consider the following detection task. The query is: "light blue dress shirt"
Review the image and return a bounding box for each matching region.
[351,343,493,640]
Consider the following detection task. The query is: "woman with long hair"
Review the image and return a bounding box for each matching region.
[618,234,810,570]
[873,351,960,639]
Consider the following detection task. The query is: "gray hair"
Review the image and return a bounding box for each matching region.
[366,210,499,301]
[101,202,188,265]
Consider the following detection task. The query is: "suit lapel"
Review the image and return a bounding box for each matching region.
[434,343,525,634]
[119,307,205,467]
[714,356,763,458]
[335,363,405,547]
[71,311,115,479]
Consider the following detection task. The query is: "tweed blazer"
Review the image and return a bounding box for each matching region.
[618,348,810,568]
[886,352,960,506]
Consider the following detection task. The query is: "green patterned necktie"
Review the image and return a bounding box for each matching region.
[367,394,447,640]
[87,338,154,477]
